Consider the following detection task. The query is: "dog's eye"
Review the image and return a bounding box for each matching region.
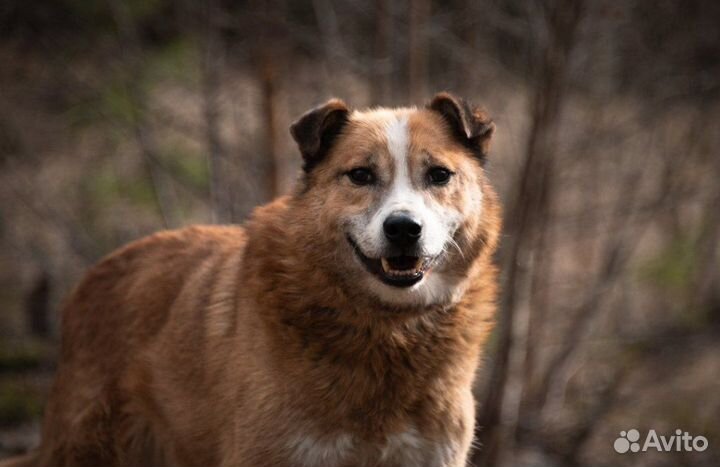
[427,167,453,186]
[347,168,375,186]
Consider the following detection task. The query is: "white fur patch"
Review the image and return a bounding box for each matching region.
[363,270,466,307]
[288,426,460,467]
[385,115,410,171]
[382,425,462,467]
[381,426,425,463]
[287,432,354,466]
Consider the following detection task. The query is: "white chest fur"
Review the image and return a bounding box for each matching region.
[287,426,461,467]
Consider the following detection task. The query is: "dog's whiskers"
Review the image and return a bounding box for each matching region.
[447,237,466,260]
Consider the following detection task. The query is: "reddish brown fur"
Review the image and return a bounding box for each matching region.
[0,95,501,467]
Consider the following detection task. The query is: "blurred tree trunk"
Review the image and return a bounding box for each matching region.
[257,53,281,201]
[408,0,430,103]
[312,0,344,67]
[201,0,234,224]
[372,0,393,105]
[25,271,51,338]
[686,171,720,319]
[457,0,478,85]
[253,0,285,201]
[471,1,584,465]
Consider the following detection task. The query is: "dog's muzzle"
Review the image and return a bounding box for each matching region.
[347,236,436,288]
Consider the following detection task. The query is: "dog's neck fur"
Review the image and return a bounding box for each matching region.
[241,193,499,442]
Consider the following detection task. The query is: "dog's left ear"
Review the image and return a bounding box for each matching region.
[290,99,350,172]
[428,92,495,160]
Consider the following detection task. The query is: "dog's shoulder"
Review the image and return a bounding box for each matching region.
[61,225,247,336]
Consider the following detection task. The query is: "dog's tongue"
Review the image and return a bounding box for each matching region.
[381,256,422,274]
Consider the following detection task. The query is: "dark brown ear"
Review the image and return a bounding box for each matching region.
[428,92,495,161]
[290,99,350,172]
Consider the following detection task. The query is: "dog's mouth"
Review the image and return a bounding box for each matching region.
[347,236,433,288]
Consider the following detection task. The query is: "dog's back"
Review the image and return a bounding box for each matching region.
[36,226,248,467]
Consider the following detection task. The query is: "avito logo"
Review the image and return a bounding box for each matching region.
[614,428,708,454]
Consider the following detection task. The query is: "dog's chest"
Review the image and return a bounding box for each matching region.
[286,426,458,467]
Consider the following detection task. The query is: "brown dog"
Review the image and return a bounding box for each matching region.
[1,92,501,467]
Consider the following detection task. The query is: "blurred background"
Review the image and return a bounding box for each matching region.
[0,0,718,465]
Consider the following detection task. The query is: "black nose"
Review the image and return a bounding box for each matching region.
[383,213,422,247]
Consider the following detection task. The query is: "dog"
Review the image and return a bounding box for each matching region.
[0,92,501,467]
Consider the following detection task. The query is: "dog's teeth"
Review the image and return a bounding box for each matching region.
[381,257,423,277]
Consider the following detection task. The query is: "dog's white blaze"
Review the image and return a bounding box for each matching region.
[382,115,415,219]
[366,116,447,257]
[385,115,410,178]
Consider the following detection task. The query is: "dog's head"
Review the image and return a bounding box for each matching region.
[290,92,497,308]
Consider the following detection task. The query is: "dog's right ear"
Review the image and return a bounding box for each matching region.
[290,99,350,172]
